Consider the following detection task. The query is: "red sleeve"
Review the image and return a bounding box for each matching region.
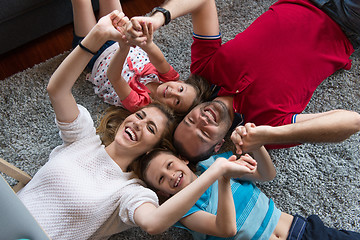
[158,65,180,82]
[121,89,151,113]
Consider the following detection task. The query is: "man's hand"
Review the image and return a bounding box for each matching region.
[231,123,270,154]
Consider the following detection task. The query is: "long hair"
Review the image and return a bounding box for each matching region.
[178,74,213,117]
[96,106,131,147]
[96,102,176,148]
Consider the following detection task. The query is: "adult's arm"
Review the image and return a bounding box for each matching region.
[231,110,360,153]
[128,0,219,39]
[47,11,127,123]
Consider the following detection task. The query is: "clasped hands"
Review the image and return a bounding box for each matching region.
[231,122,271,155]
[94,10,154,47]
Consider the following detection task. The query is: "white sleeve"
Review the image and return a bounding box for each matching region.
[55,104,96,144]
[118,178,159,226]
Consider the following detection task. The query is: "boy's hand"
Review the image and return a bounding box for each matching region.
[215,155,257,180]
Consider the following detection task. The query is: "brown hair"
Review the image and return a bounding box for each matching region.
[175,74,213,118]
[173,139,218,165]
[96,102,176,148]
[134,148,173,189]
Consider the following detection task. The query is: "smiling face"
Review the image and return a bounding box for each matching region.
[154,81,197,113]
[114,106,168,156]
[173,100,232,161]
[144,152,197,195]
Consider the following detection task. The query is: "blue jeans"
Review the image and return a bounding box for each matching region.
[310,0,360,50]
[287,214,360,240]
[72,34,116,70]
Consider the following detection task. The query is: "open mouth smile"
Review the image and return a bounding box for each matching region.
[163,86,168,98]
[174,173,183,187]
[204,107,217,123]
[125,127,137,141]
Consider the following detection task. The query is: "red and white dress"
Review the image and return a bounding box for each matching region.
[87,43,179,112]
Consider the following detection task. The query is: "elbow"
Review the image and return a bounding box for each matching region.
[259,168,276,182]
[336,110,360,139]
[225,228,237,238]
[352,111,360,133]
[220,225,237,238]
[267,169,277,181]
[139,221,167,235]
[46,81,56,97]
[141,225,166,235]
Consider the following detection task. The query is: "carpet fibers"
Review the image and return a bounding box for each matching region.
[0,0,359,239]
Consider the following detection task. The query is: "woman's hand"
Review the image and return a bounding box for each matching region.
[93,10,129,43]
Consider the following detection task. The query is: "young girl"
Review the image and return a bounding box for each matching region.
[137,148,360,240]
[71,0,211,114]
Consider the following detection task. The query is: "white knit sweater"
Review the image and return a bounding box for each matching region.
[17,105,158,240]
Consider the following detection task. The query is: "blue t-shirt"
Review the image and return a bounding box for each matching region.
[174,152,281,240]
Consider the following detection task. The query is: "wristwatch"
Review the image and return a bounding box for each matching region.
[151,7,171,25]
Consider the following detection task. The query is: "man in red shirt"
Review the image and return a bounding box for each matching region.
[129,0,360,162]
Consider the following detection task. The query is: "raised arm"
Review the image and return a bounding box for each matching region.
[128,0,219,40]
[106,22,132,102]
[179,176,236,238]
[178,155,257,237]
[47,11,127,122]
[129,21,171,74]
[232,110,360,154]
[133,156,255,235]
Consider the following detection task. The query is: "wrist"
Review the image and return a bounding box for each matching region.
[150,7,171,26]
[141,41,155,51]
[218,175,231,184]
[211,158,228,176]
[82,27,107,52]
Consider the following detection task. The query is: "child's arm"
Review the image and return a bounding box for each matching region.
[179,155,257,237]
[232,123,276,182]
[248,146,276,181]
[127,20,171,74]
[180,178,236,238]
[133,155,255,235]
[47,11,127,123]
[106,43,132,101]
[106,19,135,102]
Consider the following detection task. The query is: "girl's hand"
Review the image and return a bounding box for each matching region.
[139,21,154,46]
[125,18,152,46]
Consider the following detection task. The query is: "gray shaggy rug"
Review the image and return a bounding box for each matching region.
[1,0,359,239]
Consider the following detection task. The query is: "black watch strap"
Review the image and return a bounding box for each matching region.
[151,7,171,25]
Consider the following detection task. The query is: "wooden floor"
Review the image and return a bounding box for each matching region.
[0,0,164,80]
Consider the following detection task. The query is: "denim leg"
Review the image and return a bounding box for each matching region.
[302,215,360,240]
[311,0,360,50]
[72,33,116,70]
